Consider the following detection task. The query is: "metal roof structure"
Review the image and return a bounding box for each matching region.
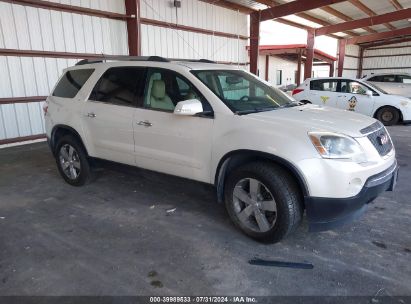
[205,0,411,82]
[208,0,411,47]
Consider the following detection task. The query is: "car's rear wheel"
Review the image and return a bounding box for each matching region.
[55,135,92,186]
[300,100,312,104]
[376,106,400,126]
[224,162,303,243]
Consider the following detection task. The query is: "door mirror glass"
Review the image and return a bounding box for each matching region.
[366,90,373,97]
[174,99,203,116]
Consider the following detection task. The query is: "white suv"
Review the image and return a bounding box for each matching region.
[44,57,398,243]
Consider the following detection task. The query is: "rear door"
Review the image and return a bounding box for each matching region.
[133,68,214,183]
[82,67,147,165]
[336,80,375,116]
[308,79,339,107]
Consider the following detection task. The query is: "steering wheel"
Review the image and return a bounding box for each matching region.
[240,95,249,101]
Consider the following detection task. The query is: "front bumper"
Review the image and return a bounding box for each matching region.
[306,160,399,232]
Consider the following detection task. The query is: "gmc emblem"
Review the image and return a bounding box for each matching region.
[377,134,389,146]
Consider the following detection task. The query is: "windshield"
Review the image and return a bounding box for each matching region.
[192,69,299,114]
[364,81,389,94]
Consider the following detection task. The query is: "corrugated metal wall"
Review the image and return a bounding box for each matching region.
[363,42,411,75]
[342,44,359,78]
[140,0,248,63]
[0,0,248,144]
[0,0,128,142]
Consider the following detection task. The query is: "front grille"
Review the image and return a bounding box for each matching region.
[363,122,393,156]
[360,121,383,135]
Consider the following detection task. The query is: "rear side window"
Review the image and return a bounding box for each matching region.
[53,69,94,98]
[90,67,147,107]
[310,80,338,92]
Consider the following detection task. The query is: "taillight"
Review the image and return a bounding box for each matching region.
[292,88,304,96]
[42,103,48,115]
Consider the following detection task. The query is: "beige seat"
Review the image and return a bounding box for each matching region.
[150,80,175,111]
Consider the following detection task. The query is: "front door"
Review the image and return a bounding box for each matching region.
[81,66,147,165]
[133,68,214,183]
[336,80,375,116]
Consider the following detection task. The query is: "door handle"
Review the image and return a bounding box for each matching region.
[86,112,96,118]
[137,120,152,127]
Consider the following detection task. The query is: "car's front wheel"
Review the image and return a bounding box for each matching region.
[55,135,92,186]
[224,162,303,243]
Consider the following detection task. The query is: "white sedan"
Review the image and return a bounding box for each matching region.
[292,77,411,125]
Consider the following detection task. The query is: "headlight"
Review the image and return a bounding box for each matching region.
[308,132,366,162]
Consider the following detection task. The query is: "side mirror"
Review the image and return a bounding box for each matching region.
[174,99,203,116]
[366,90,373,97]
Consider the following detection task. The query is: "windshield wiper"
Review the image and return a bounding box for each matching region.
[281,101,304,108]
[234,107,278,115]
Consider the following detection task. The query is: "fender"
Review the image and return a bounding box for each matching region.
[50,124,88,156]
[214,149,310,203]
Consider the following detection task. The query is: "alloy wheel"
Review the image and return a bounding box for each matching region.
[232,178,277,233]
[59,144,81,180]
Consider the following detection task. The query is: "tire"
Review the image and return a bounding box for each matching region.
[224,161,303,243]
[376,106,400,126]
[55,135,92,186]
[301,100,312,104]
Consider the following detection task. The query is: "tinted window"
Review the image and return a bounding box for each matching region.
[144,68,212,113]
[53,69,94,98]
[310,80,338,92]
[90,67,147,107]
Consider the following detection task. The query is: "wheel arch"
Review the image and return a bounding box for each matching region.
[50,125,88,156]
[214,150,309,204]
[373,105,403,122]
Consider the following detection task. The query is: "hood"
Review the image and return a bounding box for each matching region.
[246,104,376,137]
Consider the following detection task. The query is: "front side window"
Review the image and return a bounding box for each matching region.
[192,69,297,114]
[310,80,338,92]
[144,68,212,113]
[369,75,384,82]
[89,67,147,107]
[382,75,397,83]
[53,69,94,98]
[341,81,371,95]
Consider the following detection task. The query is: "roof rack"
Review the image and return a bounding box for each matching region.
[75,56,170,66]
[75,56,217,66]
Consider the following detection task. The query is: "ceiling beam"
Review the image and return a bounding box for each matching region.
[348,0,396,30]
[0,0,128,20]
[258,0,348,22]
[316,8,411,36]
[320,5,377,33]
[253,0,359,36]
[347,26,411,44]
[389,0,403,10]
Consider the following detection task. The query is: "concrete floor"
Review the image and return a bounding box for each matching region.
[0,126,410,297]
